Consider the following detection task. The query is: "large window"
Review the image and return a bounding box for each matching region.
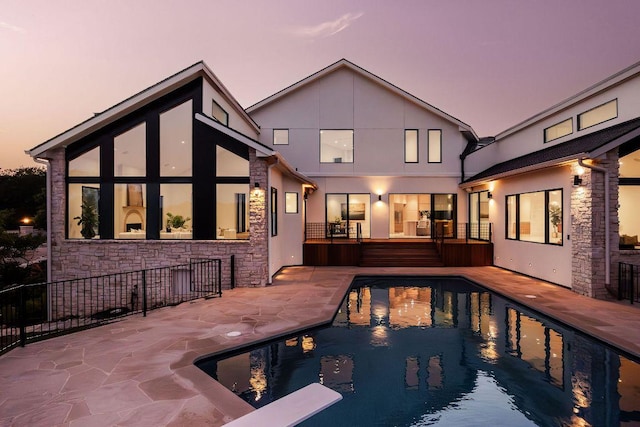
[619,148,640,248]
[326,193,370,238]
[216,184,249,240]
[428,130,442,163]
[578,99,617,130]
[404,130,418,163]
[160,100,192,177]
[114,123,146,176]
[506,189,562,245]
[320,130,353,163]
[66,81,253,241]
[544,118,572,143]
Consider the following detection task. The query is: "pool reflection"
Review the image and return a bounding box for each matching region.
[198,278,640,426]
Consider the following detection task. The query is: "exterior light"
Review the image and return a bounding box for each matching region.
[255,182,260,188]
[487,192,493,199]
[378,194,382,201]
[573,175,583,186]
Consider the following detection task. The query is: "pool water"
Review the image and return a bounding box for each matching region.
[197,277,640,426]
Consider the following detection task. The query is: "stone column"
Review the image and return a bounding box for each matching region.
[247,150,269,286]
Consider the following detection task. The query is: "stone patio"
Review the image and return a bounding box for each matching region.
[1,266,639,426]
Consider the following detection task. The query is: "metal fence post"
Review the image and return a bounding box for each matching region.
[631,264,635,305]
[230,255,235,290]
[142,270,148,317]
[19,285,26,347]
[219,259,223,296]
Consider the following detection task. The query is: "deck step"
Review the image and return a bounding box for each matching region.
[359,241,443,267]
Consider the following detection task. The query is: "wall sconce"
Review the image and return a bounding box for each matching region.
[487,192,493,199]
[378,194,382,201]
[573,175,583,186]
[254,182,260,188]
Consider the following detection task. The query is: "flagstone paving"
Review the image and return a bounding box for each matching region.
[1,266,639,426]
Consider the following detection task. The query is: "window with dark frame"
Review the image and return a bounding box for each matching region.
[428,129,442,163]
[578,99,617,130]
[273,129,289,145]
[505,189,563,245]
[271,187,278,236]
[212,99,229,125]
[544,118,573,143]
[320,129,354,163]
[404,129,418,163]
[285,192,298,214]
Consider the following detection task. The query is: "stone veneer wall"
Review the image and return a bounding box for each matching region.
[47,147,271,309]
[571,151,619,299]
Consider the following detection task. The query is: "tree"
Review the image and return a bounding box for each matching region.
[0,208,46,289]
[0,167,46,229]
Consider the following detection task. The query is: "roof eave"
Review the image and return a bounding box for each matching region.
[460,154,583,188]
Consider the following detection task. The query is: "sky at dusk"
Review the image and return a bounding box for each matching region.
[2,0,640,170]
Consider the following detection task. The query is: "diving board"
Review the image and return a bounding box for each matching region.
[225,383,342,427]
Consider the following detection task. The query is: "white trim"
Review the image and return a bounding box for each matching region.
[299,171,461,178]
[496,60,640,140]
[195,113,274,157]
[247,59,478,140]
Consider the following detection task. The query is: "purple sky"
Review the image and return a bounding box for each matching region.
[2,0,640,169]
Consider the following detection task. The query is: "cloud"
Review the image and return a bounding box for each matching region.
[290,12,364,39]
[1,21,26,33]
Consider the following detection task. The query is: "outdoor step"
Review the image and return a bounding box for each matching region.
[359,241,443,267]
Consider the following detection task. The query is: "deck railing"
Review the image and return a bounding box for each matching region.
[618,262,640,304]
[0,258,222,355]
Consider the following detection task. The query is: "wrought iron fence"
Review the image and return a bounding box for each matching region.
[618,262,639,304]
[0,259,221,355]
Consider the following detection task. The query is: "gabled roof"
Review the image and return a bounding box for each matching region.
[496,60,640,140]
[28,61,259,158]
[463,117,640,185]
[195,113,317,189]
[246,58,478,140]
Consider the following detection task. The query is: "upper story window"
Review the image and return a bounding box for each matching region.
[212,100,229,125]
[544,118,573,143]
[160,100,192,177]
[273,129,289,145]
[69,146,100,177]
[114,123,146,176]
[320,130,353,163]
[428,129,442,163]
[578,99,617,130]
[404,130,418,163]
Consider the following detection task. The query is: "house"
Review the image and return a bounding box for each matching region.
[27,62,316,287]
[28,58,640,298]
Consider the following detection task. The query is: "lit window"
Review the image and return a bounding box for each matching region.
[404,130,418,163]
[285,192,298,214]
[114,123,146,176]
[160,100,192,177]
[271,187,278,236]
[212,100,229,125]
[160,184,192,239]
[428,130,441,163]
[506,189,562,245]
[274,129,289,145]
[69,147,100,177]
[114,183,146,239]
[578,99,617,130]
[216,184,249,240]
[544,118,573,143]
[320,130,353,163]
[68,184,100,239]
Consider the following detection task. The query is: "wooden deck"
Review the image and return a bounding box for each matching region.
[303,238,493,267]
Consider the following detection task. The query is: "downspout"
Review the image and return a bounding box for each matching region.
[33,157,52,320]
[578,158,610,286]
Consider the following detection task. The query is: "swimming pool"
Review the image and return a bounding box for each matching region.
[197,277,640,426]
